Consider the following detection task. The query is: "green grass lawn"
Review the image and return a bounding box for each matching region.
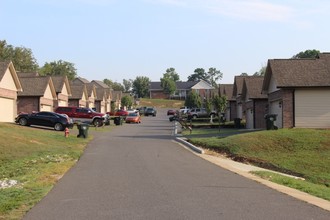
[0,123,92,220]
[186,128,330,201]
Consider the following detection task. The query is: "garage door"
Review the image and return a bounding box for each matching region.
[270,100,282,129]
[295,89,330,128]
[0,98,15,122]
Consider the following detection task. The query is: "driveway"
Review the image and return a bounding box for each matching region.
[23,109,330,220]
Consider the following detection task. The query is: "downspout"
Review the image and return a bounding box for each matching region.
[253,100,256,129]
[292,89,295,127]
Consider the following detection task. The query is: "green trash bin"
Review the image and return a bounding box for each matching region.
[77,123,89,138]
[264,114,277,130]
[114,117,123,126]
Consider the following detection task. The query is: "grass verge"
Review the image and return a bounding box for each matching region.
[186,128,330,200]
[0,123,91,220]
[139,98,184,108]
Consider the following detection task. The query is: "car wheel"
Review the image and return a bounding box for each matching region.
[18,117,28,126]
[93,119,103,127]
[54,123,64,131]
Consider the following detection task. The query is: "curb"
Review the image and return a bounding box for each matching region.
[175,137,204,154]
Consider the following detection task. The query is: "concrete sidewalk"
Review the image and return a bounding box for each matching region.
[173,127,330,212]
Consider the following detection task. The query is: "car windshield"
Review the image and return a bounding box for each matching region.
[128,113,138,116]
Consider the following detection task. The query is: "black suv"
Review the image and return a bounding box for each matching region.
[144,107,157,116]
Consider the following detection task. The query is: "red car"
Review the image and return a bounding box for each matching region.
[167,109,176,116]
[125,112,141,124]
[107,109,129,117]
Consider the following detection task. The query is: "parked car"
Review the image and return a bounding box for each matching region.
[55,106,109,126]
[114,109,129,117]
[167,109,176,116]
[187,108,216,119]
[15,111,73,131]
[137,106,147,115]
[125,112,141,123]
[145,107,157,116]
[179,106,190,114]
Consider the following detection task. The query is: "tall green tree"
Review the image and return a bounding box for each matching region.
[132,76,150,98]
[39,60,77,80]
[187,68,207,82]
[0,40,39,72]
[160,68,179,98]
[184,91,202,108]
[253,66,266,76]
[207,67,223,88]
[123,79,133,92]
[292,49,320,59]
[163,67,180,81]
[121,95,133,108]
[212,95,227,131]
[103,79,124,91]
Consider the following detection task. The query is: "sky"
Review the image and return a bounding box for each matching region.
[1,0,330,84]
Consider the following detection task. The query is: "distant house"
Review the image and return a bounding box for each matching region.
[241,76,268,129]
[72,77,97,109]
[232,76,246,120]
[111,90,122,110]
[91,80,112,113]
[17,76,57,113]
[218,84,234,121]
[149,80,214,100]
[0,61,22,122]
[262,52,330,128]
[51,76,72,109]
[68,83,88,107]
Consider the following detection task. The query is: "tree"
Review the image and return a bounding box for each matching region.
[187,68,207,82]
[123,79,133,92]
[292,49,320,59]
[132,76,150,98]
[240,72,249,76]
[207,67,223,88]
[0,40,39,72]
[103,79,125,91]
[121,95,133,108]
[212,95,227,132]
[160,68,178,98]
[253,66,266,76]
[184,91,202,108]
[39,60,77,80]
[163,67,180,81]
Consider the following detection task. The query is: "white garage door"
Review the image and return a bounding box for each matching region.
[295,89,330,128]
[270,100,282,129]
[0,98,15,122]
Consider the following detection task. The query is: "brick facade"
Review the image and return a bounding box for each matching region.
[17,97,39,113]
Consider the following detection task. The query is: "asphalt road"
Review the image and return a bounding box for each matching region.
[23,110,330,220]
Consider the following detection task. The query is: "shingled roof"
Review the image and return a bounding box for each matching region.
[18,76,56,97]
[219,84,234,100]
[262,52,330,91]
[69,84,88,99]
[17,72,39,78]
[51,75,72,96]
[91,80,110,89]
[233,76,247,97]
[242,76,267,100]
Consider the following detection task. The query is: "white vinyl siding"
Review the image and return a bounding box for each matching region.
[295,89,330,128]
[0,98,15,122]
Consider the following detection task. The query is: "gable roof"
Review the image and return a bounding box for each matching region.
[242,76,267,100]
[18,76,56,98]
[72,77,90,84]
[91,80,110,89]
[233,76,246,97]
[51,75,72,96]
[69,83,88,100]
[262,52,330,91]
[0,61,22,91]
[219,84,234,100]
[17,72,39,78]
